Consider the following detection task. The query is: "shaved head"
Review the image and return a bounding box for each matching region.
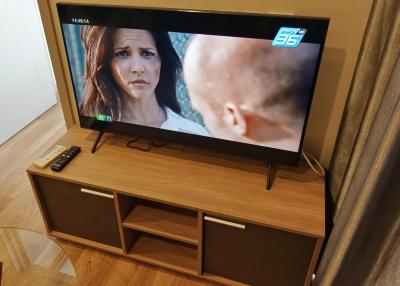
[183,35,320,151]
[184,35,319,120]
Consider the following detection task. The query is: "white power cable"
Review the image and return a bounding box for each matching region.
[301,150,326,177]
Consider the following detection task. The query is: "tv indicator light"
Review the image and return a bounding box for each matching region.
[96,114,112,122]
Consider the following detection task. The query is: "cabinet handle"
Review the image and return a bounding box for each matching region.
[204,216,246,230]
[80,188,114,199]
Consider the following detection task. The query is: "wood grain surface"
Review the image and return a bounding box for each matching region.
[127,233,198,275]
[122,203,198,245]
[27,126,325,238]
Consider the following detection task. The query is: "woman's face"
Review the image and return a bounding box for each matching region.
[110,29,161,101]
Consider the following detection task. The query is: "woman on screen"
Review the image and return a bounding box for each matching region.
[80,26,209,136]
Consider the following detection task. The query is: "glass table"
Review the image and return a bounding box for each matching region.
[0,228,77,286]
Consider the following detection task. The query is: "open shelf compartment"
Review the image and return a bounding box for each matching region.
[119,195,198,245]
[124,230,198,275]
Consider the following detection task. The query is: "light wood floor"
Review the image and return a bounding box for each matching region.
[0,103,215,286]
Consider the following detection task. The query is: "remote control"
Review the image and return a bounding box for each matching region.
[51,146,81,172]
[34,145,67,169]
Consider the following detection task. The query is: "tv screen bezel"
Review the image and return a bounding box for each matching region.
[57,4,329,165]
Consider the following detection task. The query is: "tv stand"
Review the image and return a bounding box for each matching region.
[91,130,105,153]
[27,127,325,286]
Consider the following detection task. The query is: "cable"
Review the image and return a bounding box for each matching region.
[126,137,166,152]
[302,150,326,177]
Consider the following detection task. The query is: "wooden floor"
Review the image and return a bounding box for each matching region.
[0,103,215,286]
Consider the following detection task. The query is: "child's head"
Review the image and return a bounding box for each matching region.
[183,35,319,151]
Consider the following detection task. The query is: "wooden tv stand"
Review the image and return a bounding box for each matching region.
[27,127,325,286]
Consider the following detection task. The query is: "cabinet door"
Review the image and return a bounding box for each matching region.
[203,215,316,286]
[34,176,121,248]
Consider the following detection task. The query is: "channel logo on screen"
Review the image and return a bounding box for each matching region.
[272,27,307,48]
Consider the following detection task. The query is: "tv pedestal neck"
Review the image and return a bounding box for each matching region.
[266,161,274,190]
[27,127,325,286]
[91,129,104,153]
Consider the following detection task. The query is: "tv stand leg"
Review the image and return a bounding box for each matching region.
[91,130,105,153]
[266,162,274,190]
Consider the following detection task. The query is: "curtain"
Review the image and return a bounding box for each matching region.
[315,0,400,285]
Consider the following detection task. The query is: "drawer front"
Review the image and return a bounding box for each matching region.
[203,215,316,286]
[35,176,121,248]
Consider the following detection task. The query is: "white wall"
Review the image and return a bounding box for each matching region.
[0,0,57,145]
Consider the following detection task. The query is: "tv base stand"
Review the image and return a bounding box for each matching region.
[91,130,105,153]
[266,161,274,190]
[27,127,325,286]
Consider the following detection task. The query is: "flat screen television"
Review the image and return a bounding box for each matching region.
[57,4,329,165]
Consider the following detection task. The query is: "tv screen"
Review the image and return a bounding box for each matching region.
[57,4,329,165]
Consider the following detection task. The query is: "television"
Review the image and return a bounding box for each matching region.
[57,4,329,165]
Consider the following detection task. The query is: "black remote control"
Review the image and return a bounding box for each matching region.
[51,146,81,172]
